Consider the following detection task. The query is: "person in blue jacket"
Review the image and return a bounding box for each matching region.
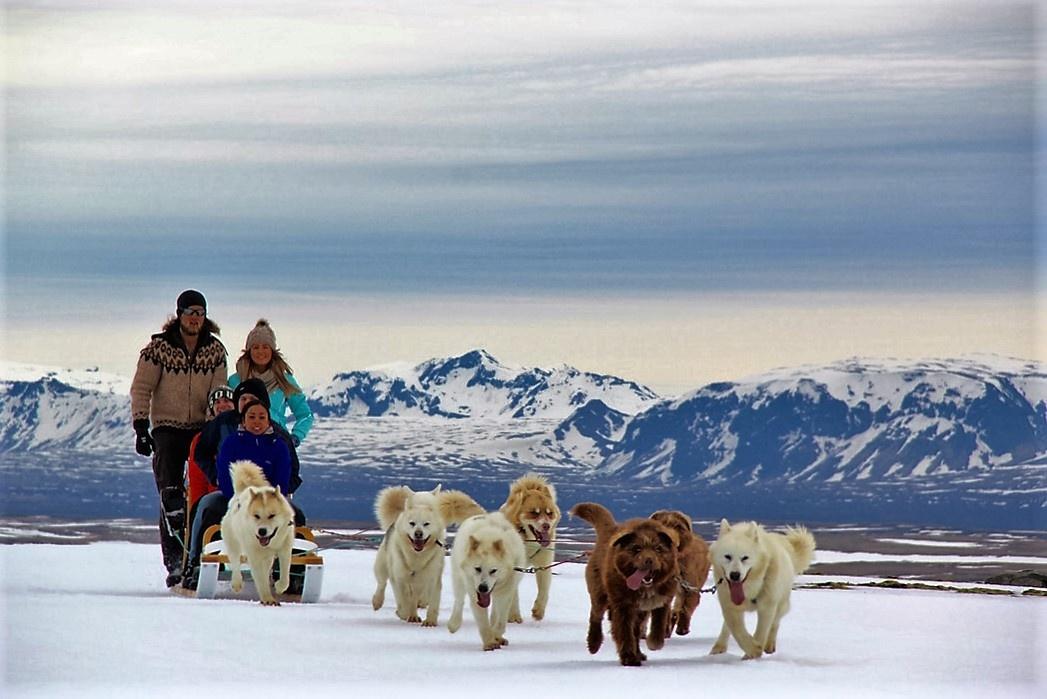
[227,319,313,447]
[216,399,291,497]
[182,397,305,591]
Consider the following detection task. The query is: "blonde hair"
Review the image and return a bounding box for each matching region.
[235,347,301,396]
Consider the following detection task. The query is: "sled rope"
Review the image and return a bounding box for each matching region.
[514,549,590,575]
[311,526,384,552]
[676,575,715,594]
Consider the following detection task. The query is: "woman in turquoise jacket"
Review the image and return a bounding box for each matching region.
[228,319,314,446]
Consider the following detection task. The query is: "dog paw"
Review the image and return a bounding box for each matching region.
[260,599,280,607]
[372,594,384,611]
[483,642,502,651]
[619,653,643,667]
[497,636,508,646]
[406,614,421,623]
[231,578,243,593]
[742,647,764,660]
[764,642,776,654]
[646,634,665,651]
[586,631,603,654]
[421,618,437,628]
[709,644,727,655]
[275,578,289,595]
[508,613,523,624]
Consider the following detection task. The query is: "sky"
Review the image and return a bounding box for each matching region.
[2,1,1043,394]
[2,540,1044,696]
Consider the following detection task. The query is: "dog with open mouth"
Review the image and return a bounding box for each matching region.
[372,484,484,626]
[499,472,561,622]
[571,502,679,666]
[446,511,526,651]
[709,518,815,659]
[220,459,296,606]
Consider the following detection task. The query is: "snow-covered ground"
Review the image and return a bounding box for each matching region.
[2,543,1044,697]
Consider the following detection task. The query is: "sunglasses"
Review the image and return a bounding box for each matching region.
[181,307,206,317]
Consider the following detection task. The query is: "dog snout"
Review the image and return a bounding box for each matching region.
[478,582,489,594]
[258,527,268,537]
[729,571,741,582]
[413,528,423,539]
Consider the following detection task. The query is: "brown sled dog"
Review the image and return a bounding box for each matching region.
[649,510,711,637]
[571,502,679,666]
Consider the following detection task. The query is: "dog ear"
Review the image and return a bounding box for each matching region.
[719,518,731,535]
[469,535,480,552]
[432,483,443,495]
[493,539,504,555]
[612,531,636,549]
[657,529,677,550]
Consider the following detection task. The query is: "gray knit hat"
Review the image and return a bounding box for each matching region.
[245,319,277,349]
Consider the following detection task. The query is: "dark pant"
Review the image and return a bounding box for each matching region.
[151,427,197,573]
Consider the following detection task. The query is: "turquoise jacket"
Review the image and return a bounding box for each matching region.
[228,372,314,445]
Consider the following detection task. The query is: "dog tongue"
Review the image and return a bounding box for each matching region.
[728,579,747,605]
[531,526,550,547]
[477,589,491,608]
[626,569,650,591]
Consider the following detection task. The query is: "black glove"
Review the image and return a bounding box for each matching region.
[134,419,154,457]
[291,434,301,448]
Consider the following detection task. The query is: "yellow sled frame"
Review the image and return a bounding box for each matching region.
[194,524,325,603]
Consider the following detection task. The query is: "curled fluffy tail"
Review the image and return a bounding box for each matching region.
[230,460,269,494]
[784,525,816,574]
[439,490,485,526]
[374,486,411,531]
[570,502,617,545]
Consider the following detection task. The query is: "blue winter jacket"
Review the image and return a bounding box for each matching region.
[216,427,292,499]
[228,373,314,445]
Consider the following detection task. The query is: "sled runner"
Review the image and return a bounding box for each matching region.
[190,524,325,603]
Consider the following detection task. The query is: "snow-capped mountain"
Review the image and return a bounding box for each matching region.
[584,355,1047,485]
[0,362,130,451]
[308,349,660,419]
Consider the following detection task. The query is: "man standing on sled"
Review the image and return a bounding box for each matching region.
[131,290,228,587]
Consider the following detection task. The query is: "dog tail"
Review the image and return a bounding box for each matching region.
[784,525,816,574]
[570,502,617,544]
[374,485,411,530]
[229,460,269,494]
[438,490,485,526]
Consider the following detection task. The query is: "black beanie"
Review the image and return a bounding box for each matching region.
[233,378,271,410]
[176,289,207,314]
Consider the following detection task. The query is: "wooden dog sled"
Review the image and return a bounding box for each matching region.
[180,524,325,603]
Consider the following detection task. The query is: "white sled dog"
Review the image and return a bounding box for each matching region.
[499,472,561,622]
[372,484,484,626]
[220,460,296,606]
[447,511,526,650]
[709,519,815,659]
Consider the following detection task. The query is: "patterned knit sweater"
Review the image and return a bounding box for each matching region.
[130,325,228,431]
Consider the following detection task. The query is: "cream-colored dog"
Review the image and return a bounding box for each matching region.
[499,473,560,621]
[447,512,526,650]
[372,484,483,626]
[709,519,815,659]
[220,460,296,606]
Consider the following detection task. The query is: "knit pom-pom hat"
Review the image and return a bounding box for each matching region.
[245,319,277,350]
